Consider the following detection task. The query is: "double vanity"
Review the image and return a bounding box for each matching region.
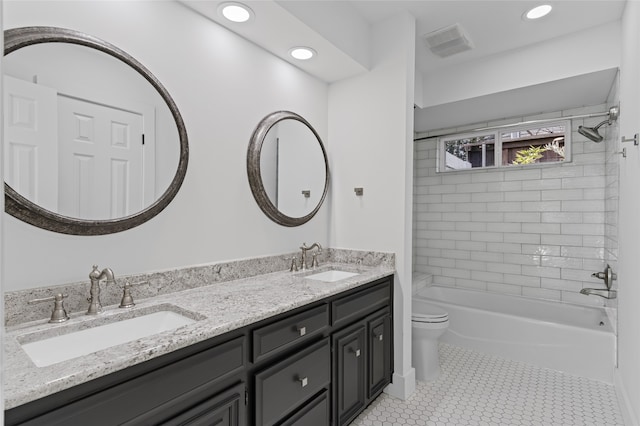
[4,257,395,425]
[1,22,390,426]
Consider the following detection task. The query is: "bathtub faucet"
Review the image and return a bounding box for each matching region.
[583,264,617,299]
[580,288,617,299]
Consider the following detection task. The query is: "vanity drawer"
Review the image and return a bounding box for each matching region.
[255,338,330,426]
[280,390,329,426]
[252,303,329,362]
[331,280,391,329]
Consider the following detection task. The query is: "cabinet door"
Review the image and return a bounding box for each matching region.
[163,382,246,426]
[333,322,366,426]
[368,311,392,399]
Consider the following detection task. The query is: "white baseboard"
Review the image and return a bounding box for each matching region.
[615,368,639,426]
[384,368,416,400]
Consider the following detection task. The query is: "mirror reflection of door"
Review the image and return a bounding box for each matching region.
[3,76,155,220]
[57,95,144,219]
[4,75,59,213]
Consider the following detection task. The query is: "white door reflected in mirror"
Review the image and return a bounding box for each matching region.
[3,41,180,221]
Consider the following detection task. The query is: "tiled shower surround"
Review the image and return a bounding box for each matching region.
[413,103,620,308]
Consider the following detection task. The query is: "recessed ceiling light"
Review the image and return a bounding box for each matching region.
[218,2,254,23]
[525,4,552,20]
[289,47,316,61]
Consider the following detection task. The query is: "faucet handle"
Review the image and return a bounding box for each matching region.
[288,257,299,272]
[29,293,70,323]
[119,281,140,308]
[311,252,320,268]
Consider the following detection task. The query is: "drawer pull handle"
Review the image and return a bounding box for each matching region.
[297,326,307,336]
[299,377,308,387]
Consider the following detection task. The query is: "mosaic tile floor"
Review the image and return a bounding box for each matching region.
[352,343,624,426]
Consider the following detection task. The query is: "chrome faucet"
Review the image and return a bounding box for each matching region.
[300,242,322,270]
[87,265,116,315]
[581,264,617,299]
[580,288,617,299]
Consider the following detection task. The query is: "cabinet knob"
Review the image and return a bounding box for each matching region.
[378,333,384,341]
[350,348,361,357]
[299,377,308,387]
[297,326,307,336]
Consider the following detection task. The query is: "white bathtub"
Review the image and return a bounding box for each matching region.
[414,285,615,383]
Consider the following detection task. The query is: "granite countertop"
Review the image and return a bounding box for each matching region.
[4,263,394,410]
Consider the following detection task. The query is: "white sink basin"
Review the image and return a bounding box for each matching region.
[20,310,196,367]
[305,270,360,282]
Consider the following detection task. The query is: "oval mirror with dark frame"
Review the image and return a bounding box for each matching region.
[247,111,329,227]
[3,26,189,235]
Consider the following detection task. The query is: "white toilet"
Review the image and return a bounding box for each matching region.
[412,299,449,381]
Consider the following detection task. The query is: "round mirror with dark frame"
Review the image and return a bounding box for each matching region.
[247,111,329,227]
[3,26,189,235]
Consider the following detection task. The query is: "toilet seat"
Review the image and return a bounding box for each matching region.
[412,301,449,323]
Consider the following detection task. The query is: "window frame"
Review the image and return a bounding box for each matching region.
[437,119,572,173]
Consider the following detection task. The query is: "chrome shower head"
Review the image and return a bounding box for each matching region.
[578,106,619,143]
[578,122,606,142]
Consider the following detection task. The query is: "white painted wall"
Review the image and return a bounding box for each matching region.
[616,2,640,424]
[421,21,621,109]
[3,1,330,290]
[328,12,416,399]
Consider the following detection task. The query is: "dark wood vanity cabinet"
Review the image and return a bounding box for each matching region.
[332,305,392,426]
[164,382,246,426]
[6,276,393,426]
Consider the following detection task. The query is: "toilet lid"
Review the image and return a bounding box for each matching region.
[412,300,448,322]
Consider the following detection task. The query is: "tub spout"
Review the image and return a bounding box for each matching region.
[580,288,617,299]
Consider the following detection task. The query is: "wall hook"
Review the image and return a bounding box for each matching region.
[354,188,364,196]
[618,148,627,158]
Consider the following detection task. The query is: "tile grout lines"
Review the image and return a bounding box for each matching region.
[353,343,624,426]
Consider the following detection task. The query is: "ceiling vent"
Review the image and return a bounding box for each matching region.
[422,23,474,58]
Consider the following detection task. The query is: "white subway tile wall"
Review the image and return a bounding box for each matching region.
[604,74,620,318]
[413,104,620,307]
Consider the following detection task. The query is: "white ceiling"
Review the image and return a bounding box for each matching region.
[179,0,626,131]
[348,0,625,75]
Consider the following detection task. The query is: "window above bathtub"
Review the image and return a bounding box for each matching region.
[437,120,571,172]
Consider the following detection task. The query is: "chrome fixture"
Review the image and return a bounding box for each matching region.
[581,264,617,299]
[119,282,135,308]
[29,293,70,323]
[580,288,617,299]
[300,242,322,270]
[578,106,619,143]
[87,265,116,315]
[621,133,639,145]
[289,256,299,272]
[311,252,320,268]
